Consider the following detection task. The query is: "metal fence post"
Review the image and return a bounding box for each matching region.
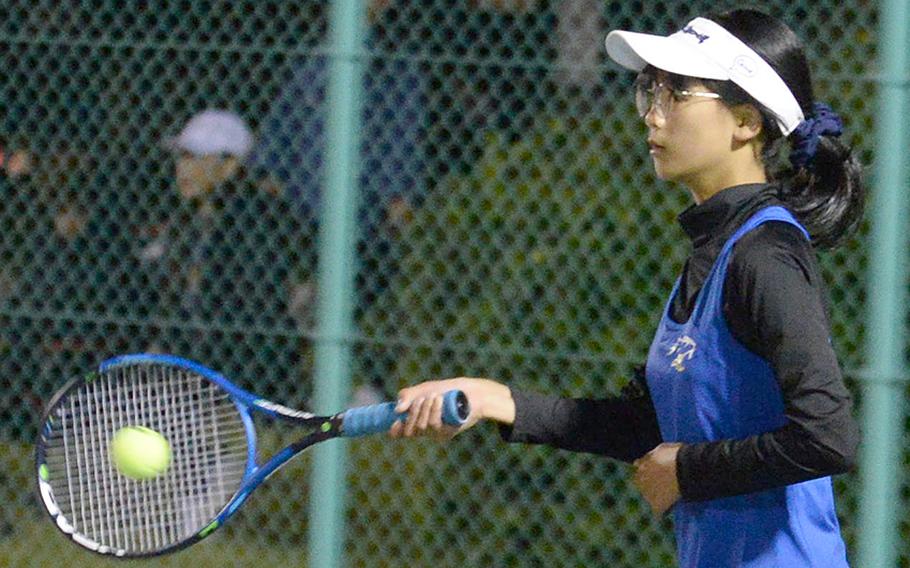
[857,1,910,566]
[308,1,366,567]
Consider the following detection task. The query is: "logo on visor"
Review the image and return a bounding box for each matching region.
[681,26,710,44]
[730,55,757,78]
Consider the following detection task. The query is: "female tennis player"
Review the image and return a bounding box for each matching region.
[390,9,864,568]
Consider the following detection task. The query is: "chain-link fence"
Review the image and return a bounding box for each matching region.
[0,1,896,567]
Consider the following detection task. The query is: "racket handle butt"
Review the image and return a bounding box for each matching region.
[342,390,469,437]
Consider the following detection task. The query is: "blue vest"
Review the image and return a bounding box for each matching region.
[645,206,849,568]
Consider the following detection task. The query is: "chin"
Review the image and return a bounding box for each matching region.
[651,162,675,182]
[652,160,690,185]
[178,182,204,199]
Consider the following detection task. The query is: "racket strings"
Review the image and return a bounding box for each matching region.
[41,364,248,554]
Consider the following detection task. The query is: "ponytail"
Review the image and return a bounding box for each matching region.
[709,9,866,249]
[778,105,865,248]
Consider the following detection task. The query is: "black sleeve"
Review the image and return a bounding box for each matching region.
[676,223,860,501]
[498,369,662,463]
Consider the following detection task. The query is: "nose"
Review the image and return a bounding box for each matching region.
[643,104,664,129]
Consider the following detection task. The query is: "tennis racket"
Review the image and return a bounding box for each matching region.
[35,353,469,558]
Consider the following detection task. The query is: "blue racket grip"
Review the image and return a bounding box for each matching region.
[341,390,470,438]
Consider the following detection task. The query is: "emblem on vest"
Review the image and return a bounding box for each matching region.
[667,335,697,372]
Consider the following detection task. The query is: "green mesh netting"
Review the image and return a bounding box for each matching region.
[0,1,894,567]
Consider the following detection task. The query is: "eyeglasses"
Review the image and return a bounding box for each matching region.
[634,79,722,119]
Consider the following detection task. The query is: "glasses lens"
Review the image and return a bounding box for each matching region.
[634,82,653,117]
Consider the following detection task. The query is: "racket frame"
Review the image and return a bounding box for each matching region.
[37,354,347,558]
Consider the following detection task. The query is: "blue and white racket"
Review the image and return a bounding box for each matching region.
[35,353,468,558]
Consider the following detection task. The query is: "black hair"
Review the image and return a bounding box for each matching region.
[697,9,865,249]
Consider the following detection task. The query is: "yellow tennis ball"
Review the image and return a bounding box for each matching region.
[110,426,172,480]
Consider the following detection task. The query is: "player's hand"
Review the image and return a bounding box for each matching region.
[632,442,683,515]
[390,378,482,441]
[390,378,513,441]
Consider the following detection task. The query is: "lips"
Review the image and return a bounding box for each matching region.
[648,139,665,152]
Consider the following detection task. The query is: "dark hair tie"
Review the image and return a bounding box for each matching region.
[789,102,843,169]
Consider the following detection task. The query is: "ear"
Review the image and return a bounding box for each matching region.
[731,104,763,144]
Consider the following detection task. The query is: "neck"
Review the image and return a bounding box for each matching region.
[685,158,768,205]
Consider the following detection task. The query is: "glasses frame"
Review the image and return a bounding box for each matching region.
[634,80,722,119]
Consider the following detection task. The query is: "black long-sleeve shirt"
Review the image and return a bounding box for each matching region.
[500,183,860,501]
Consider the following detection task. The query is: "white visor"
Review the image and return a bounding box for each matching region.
[605,17,804,135]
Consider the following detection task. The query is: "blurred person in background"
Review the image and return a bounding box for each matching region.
[552,0,604,91]
[390,9,863,568]
[252,0,431,405]
[0,135,40,448]
[251,0,426,309]
[0,135,36,301]
[137,109,306,398]
[0,138,101,428]
[431,0,557,165]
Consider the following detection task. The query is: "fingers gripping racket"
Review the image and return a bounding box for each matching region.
[35,353,468,558]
